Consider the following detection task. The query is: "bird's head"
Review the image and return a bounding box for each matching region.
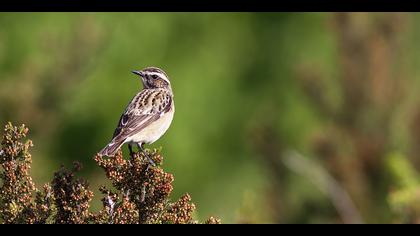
[132,67,171,89]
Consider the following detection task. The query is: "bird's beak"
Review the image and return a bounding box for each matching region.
[132,70,144,77]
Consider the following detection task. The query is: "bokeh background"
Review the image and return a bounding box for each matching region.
[1,12,420,223]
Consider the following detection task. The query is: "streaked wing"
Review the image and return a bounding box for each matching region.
[111,89,172,142]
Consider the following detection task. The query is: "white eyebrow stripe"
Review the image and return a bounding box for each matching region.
[148,72,170,84]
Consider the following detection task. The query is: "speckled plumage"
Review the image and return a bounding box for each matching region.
[99,67,174,157]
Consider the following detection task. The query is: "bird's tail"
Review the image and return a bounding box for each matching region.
[98,138,125,157]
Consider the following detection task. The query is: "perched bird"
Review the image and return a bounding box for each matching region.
[99,67,175,165]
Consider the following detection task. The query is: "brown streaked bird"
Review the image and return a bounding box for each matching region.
[98,67,174,165]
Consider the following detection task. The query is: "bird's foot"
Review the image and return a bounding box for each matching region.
[137,143,157,167]
[145,155,156,167]
[128,144,135,158]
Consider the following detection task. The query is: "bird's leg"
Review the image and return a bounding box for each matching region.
[137,143,156,167]
[128,143,134,157]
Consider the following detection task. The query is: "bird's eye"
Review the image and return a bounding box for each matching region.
[152,75,158,79]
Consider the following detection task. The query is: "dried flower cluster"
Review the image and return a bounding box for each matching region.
[92,149,219,224]
[0,122,220,224]
[51,162,93,224]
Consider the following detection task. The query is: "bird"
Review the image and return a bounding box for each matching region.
[98,67,175,165]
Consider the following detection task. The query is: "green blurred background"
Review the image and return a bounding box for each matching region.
[2,12,420,223]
